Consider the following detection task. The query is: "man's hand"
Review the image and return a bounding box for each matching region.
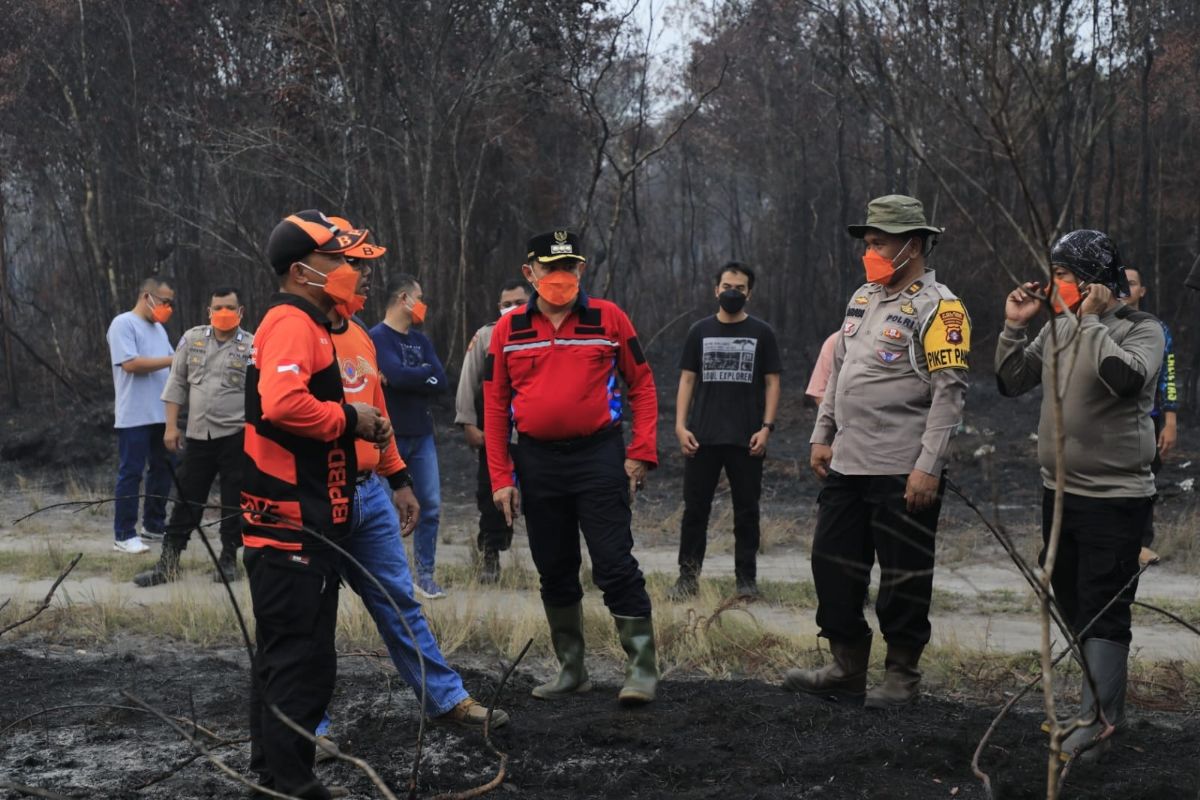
[392,487,420,537]
[493,486,520,526]
[810,443,832,479]
[163,425,183,453]
[1005,281,1045,326]
[625,458,649,497]
[350,402,391,444]
[904,469,940,512]
[1158,413,1177,458]
[463,424,485,450]
[1079,283,1112,316]
[675,426,700,457]
[749,427,770,457]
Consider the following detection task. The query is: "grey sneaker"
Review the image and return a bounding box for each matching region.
[415,575,447,599]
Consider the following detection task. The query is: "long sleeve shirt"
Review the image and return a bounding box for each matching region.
[994,304,1164,498]
[483,292,658,492]
[811,271,969,476]
[1154,320,1179,417]
[369,322,448,438]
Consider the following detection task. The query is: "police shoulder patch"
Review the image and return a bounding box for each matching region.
[922,298,971,372]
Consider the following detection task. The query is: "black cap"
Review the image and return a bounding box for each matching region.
[526,230,585,263]
[266,210,370,274]
[1050,229,1130,297]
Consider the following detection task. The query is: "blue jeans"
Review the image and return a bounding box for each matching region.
[395,434,442,579]
[342,475,467,715]
[114,424,174,540]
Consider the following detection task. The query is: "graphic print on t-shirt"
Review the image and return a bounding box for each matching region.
[701,337,757,383]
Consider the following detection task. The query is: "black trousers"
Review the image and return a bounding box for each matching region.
[476,444,514,552]
[513,429,651,618]
[164,431,244,553]
[246,547,340,799]
[1040,489,1148,646]
[678,444,764,582]
[810,471,943,647]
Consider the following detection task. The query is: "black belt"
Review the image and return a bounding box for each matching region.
[517,426,620,453]
[355,471,375,485]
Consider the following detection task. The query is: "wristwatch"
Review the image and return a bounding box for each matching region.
[762,421,776,432]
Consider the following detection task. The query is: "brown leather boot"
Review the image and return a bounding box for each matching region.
[865,643,924,709]
[782,637,872,703]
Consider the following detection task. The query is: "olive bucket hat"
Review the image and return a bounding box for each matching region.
[847,194,945,239]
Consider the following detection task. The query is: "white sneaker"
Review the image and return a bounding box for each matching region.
[113,536,150,554]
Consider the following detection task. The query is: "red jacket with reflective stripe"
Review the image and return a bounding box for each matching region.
[241,294,358,551]
[484,291,658,491]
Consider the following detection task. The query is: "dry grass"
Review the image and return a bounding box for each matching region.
[1152,498,1200,572]
[1,576,1197,709]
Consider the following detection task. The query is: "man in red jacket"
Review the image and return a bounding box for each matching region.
[243,209,395,799]
[484,230,660,706]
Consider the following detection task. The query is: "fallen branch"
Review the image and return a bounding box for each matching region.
[0,702,223,740]
[269,702,400,800]
[432,637,533,800]
[0,780,76,799]
[121,691,302,800]
[0,552,82,637]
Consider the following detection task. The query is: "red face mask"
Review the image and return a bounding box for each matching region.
[536,269,580,306]
[1051,279,1082,314]
[861,240,912,285]
[210,309,240,332]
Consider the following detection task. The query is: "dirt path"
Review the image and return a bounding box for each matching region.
[3,525,1197,660]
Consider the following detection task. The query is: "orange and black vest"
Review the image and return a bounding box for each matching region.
[241,293,358,552]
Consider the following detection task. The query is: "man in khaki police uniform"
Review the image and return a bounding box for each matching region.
[454,278,531,583]
[783,195,969,708]
[134,287,253,586]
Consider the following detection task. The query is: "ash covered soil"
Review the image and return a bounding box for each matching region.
[1,641,1197,800]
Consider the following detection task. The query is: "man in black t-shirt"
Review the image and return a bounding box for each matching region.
[669,262,782,599]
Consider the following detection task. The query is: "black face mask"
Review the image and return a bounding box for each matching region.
[718,289,747,314]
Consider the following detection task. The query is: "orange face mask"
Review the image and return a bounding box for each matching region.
[210,309,240,332]
[1051,279,1082,314]
[336,294,366,319]
[862,241,912,285]
[409,300,427,326]
[148,295,173,324]
[301,262,360,306]
[535,269,580,306]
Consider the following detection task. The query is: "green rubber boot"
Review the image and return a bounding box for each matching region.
[532,602,591,700]
[614,614,659,706]
[1060,638,1129,763]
